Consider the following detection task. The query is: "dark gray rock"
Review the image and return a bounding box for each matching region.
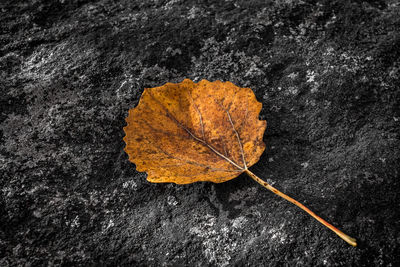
[1,0,399,266]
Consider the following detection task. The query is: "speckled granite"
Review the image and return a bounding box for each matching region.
[1,0,399,266]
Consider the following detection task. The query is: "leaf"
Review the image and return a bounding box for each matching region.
[123,79,266,184]
[123,79,357,247]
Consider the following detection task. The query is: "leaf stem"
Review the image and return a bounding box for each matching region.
[245,169,357,247]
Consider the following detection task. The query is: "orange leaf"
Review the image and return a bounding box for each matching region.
[123,79,357,247]
[123,79,266,184]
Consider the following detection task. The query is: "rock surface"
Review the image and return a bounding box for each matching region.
[1,0,399,266]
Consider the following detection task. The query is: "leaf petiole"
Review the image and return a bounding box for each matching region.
[245,169,357,247]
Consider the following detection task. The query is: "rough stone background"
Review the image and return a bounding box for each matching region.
[1,0,400,266]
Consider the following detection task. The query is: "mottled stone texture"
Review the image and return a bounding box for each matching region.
[1,0,399,266]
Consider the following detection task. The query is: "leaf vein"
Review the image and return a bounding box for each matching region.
[147,90,244,170]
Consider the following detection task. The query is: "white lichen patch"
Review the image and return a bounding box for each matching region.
[189,214,251,267]
[287,86,299,95]
[162,0,182,10]
[187,6,202,19]
[67,215,80,229]
[287,72,299,79]
[122,179,137,190]
[232,216,247,229]
[304,46,377,96]
[245,61,265,78]
[165,46,182,56]
[189,212,287,265]
[301,162,309,168]
[102,219,115,233]
[167,195,178,206]
[306,70,316,83]
[264,223,288,245]
[21,41,94,83]
[191,37,268,86]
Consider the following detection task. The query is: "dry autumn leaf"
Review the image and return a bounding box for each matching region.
[123,79,357,247]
